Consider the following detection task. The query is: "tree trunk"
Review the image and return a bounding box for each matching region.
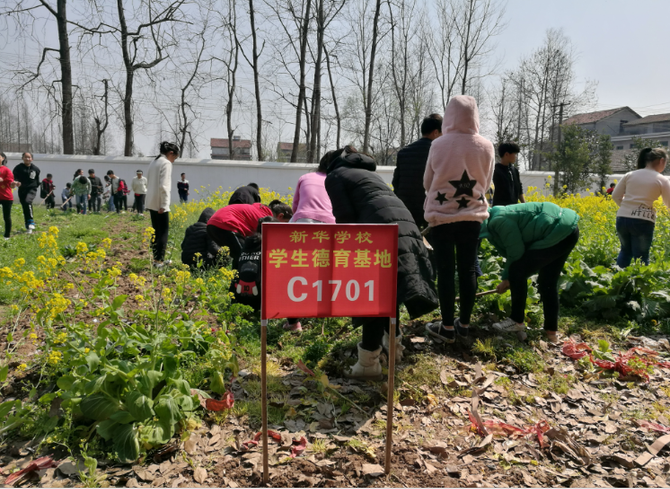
[324,44,340,148]
[290,0,312,163]
[362,0,382,154]
[56,0,74,154]
[308,0,324,163]
[93,79,109,155]
[248,0,263,160]
[117,0,134,156]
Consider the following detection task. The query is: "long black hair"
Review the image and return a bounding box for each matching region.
[0,152,6,166]
[157,141,180,159]
[268,199,293,220]
[638,147,668,169]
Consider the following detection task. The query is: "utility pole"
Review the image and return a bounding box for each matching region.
[552,101,570,194]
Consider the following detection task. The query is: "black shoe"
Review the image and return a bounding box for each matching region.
[454,318,469,337]
[425,321,455,343]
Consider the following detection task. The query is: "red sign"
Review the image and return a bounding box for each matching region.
[261,223,398,319]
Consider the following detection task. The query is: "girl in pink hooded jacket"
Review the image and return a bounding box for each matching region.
[423,95,495,343]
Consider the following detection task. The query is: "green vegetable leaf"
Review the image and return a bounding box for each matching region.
[96,419,118,440]
[85,351,100,372]
[111,294,128,311]
[154,397,183,427]
[140,418,174,446]
[80,393,119,421]
[125,391,154,421]
[0,400,20,419]
[114,424,140,463]
[0,365,8,382]
[57,375,75,391]
[138,370,162,399]
[110,410,135,424]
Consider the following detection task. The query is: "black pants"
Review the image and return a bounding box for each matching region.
[89,194,102,212]
[135,194,145,214]
[149,210,170,262]
[508,227,580,332]
[114,194,127,212]
[45,194,55,209]
[360,305,401,352]
[432,221,480,327]
[18,188,36,228]
[206,225,244,263]
[1,200,12,238]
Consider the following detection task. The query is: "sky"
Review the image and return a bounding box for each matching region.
[497,0,670,117]
[2,0,670,157]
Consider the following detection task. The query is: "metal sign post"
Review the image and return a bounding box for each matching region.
[260,223,399,479]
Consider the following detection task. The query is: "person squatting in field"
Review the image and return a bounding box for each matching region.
[611,147,670,268]
[324,146,438,380]
[180,207,222,270]
[206,201,292,263]
[480,201,580,344]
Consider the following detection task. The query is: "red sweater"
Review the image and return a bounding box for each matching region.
[208,203,272,236]
[0,166,14,201]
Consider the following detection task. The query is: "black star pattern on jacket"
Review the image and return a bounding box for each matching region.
[456,197,469,209]
[449,170,477,198]
[435,191,448,205]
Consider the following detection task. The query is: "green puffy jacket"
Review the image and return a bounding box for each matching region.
[479,202,580,279]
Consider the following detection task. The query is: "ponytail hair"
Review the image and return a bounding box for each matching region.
[158,141,180,159]
[638,147,668,169]
[268,199,293,220]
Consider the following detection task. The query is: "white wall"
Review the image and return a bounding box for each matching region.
[3,153,624,204]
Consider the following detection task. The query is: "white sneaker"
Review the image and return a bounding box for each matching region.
[26,228,33,234]
[492,317,525,333]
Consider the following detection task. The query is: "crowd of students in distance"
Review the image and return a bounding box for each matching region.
[0,148,192,240]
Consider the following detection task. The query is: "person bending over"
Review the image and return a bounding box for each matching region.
[480,201,580,344]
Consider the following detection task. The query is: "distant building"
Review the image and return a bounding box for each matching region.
[562,107,670,172]
[562,106,642,137]
[210,137,252,161]
[277,142,308,162]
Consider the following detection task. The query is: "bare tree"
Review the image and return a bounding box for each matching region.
[93,79,110,155]
[362,0,383,153]
[237,0,265,160]
[2,0,75,154]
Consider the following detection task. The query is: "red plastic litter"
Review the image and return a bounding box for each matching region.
[296,360,315,377]
[205,390,235,411]
[475,419,551,448]
[290,436,307,458]
[638,420,670,434]
[562,339,591,360]
[4,456,60,487]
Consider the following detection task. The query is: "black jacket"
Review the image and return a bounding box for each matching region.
[88,176,103,196]
[492,163,523,206]
[13,163,41,191]
[181,207,221,269]
[392,137,432,228]
[325,151,438,319]
[229,186,261,205]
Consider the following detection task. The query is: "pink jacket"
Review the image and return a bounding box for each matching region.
[423,95,494,226]
[291,171,335,223]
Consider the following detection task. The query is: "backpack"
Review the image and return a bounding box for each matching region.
[229,236,262,311]
[40,180,50,198]
[116,179,128,197]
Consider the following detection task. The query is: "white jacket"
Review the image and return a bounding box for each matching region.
[132,176,148,195]
[146,156,172,212]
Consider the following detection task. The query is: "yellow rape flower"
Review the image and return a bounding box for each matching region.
[14,258,25,268]
[76,242,89,255]
[101,237,112,249]
[17,363,27,372]
[48,351,62,365]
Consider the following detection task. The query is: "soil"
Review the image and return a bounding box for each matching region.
[3,220,670,487]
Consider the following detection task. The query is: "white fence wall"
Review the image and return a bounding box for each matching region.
[3,153,624,204]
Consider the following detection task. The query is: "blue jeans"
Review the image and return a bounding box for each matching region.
[616,217,655,267]
[76,194,88,215]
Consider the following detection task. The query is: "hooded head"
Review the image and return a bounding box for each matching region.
[325,146,376,174]
[478,206,501,240]
[442,95,480,135]
[198,207,215,224]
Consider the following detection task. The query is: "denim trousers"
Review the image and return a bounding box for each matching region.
[616,217,655,267]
